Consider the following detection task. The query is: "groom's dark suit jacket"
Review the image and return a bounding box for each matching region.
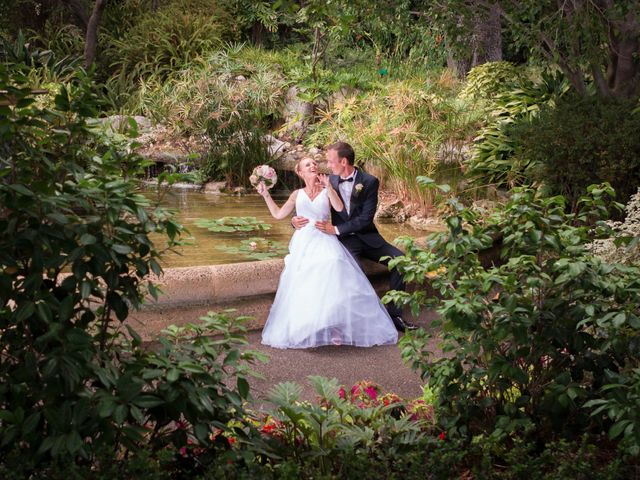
[330,168,405,318]
[329,169,387,248]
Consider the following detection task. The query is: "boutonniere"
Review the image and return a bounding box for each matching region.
[354,183,364,196]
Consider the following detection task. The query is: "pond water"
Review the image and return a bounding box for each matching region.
[148,188,432,268]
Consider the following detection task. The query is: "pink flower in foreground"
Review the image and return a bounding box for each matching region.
[364,386,378,401]
[338,387,346,399]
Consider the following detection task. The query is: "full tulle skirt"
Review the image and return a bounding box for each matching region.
[261,223,398,349]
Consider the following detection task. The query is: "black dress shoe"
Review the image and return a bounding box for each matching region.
[392,316,418,332]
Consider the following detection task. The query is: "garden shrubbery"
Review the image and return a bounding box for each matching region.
[387,181,640,460]
[512,95,640,212]
[0,67,263,475]
[466,69,570,189]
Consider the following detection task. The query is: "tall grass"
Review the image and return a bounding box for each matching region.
[119,44,290,185]
[306,73,482,210]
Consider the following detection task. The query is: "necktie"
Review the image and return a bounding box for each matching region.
[338,177,354,183]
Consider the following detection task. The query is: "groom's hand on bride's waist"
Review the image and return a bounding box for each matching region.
[291,216,309,229]
[315,220,336,235]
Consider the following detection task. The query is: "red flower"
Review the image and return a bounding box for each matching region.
[338,387,346,399]
[438,431,446,441]
[261,424,276,434]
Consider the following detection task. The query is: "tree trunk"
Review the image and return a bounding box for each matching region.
[83,0,108,69]
[62,0,90,30]
[447,3,502,78]
[251,21,265,46]
[471,2,502,66]
[610,12,640,98]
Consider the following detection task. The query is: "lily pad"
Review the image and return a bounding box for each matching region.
[216,237,288,260]
[195,216,272,233]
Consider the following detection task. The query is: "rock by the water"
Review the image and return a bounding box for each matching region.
[408,215,443,231]
[204,181,226,194]
[98,115,152,132]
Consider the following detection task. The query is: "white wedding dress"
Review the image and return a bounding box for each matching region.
[261,188,398,349]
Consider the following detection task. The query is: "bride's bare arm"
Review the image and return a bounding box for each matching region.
[258,184,297,219]
[318,174,343,212]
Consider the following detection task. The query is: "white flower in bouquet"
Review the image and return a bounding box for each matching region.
[250,165,277,190]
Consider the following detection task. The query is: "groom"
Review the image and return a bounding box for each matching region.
[292,141,417,332]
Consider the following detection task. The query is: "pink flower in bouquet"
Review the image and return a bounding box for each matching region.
[250,165,277,190]
[338,387,346,399]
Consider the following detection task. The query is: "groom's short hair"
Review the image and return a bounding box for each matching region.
[327,141,355,165]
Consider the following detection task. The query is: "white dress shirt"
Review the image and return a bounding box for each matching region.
[338,169,357,214]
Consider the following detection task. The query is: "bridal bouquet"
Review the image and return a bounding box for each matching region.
[250,165,277,190]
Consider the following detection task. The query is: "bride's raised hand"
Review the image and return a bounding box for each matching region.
[318,174,330,188]
[256,182,268,197]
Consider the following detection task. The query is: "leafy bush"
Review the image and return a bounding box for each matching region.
[512,95,640,211]
[459,61,525,101]
[466,70,570,189]
[191,377,628,478]
[0,29,81,85]
[0,67,261,471]
[118,44,286,184]
[589,188,640,265]
[104,0,234,86]
[386,182,640,455]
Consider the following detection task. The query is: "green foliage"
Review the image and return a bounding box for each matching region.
[103,0,234,86]
[459,61,525,101]
[387,182,640,454]
[426,1,640,98]
[216,237,288,260]
[195,216,272,233]
[0,29,81,85]
[28,20,84,60]
[0,67,259,470]
[247,376,436,475]
[118,43,287,184]
[512,95,640,211]
[467,70,570,189]
[204,115,275,186]
[585,367,640,456]
[306,75,481,209]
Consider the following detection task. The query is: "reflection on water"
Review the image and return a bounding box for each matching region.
[149,188,430,267]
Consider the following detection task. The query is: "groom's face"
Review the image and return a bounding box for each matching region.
[326,149,347,176]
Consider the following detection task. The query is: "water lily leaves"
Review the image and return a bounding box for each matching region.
[195,216,272,233]
[216,237,288,260]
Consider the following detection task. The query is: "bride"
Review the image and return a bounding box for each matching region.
[256,157,398,349]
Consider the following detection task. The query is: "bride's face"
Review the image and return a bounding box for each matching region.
[297,158,318,179]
